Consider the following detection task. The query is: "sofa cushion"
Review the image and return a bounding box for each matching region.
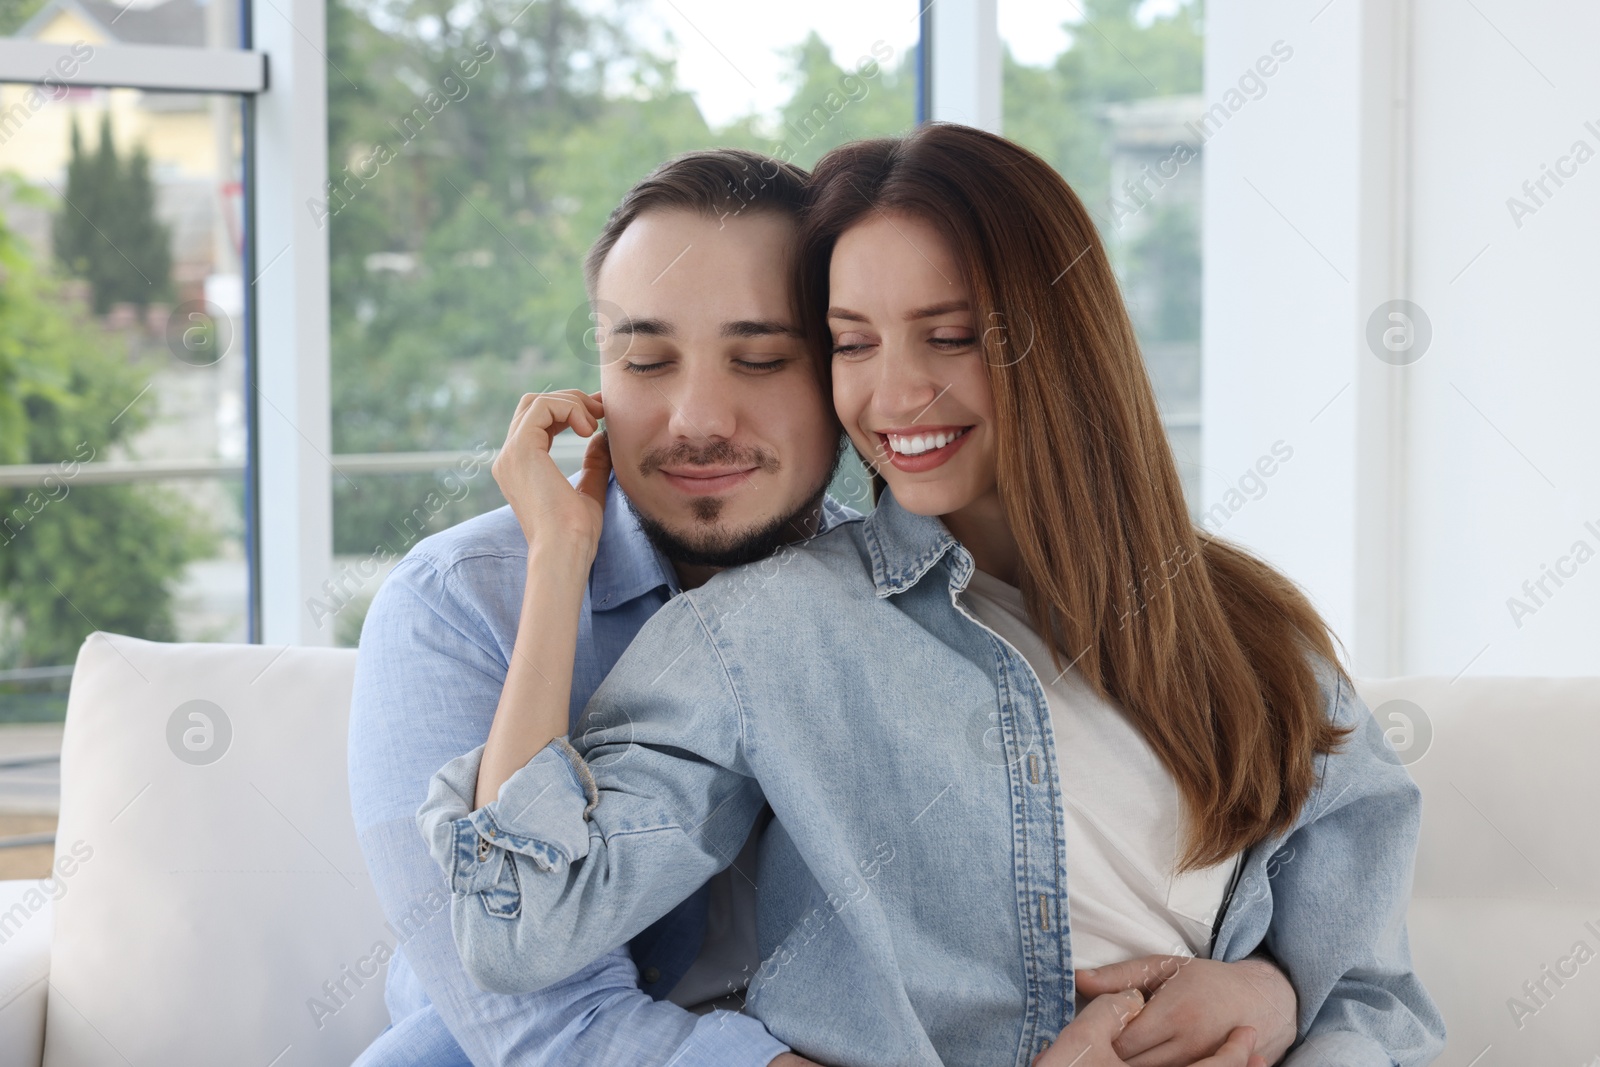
[1355,675,1600,1065]
[43,634,388,1066]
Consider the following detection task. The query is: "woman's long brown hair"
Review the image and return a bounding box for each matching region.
[798,123,1353,870]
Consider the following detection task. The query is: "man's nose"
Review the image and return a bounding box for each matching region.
[664,362,737,441]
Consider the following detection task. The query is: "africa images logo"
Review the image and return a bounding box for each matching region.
[166,699,232,766]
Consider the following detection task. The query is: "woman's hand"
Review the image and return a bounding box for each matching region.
[472,389,611,810]
[492,389,610,559]
[1034,989,1266,1067]
[1075,955,1297,1066]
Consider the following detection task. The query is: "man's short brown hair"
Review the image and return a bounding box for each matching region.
[583,149,809,299]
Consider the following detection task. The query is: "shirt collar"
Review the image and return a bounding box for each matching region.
[589,474,680,612]
[861,486,970,597]
[589,472,861,612]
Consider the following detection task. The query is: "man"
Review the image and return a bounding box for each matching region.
[348,148,1299,1066]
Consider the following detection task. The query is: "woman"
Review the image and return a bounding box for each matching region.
[418,124,1444,1066]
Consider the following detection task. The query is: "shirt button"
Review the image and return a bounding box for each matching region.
[642,966,661,983]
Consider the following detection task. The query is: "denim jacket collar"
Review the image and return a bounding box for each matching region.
[862,487,974,597]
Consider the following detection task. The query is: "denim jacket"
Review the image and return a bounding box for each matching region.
[419,488,1446,1067]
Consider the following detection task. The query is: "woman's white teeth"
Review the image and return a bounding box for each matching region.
[888,428,966,456]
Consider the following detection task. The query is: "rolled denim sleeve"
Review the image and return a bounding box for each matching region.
[353,552,787,1067]
[421,739,595,910]
[1269,670,1447,1066]
[417,591,767,999]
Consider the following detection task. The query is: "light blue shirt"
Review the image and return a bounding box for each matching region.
[349,471,852,1066]
[419,486,1447,1067]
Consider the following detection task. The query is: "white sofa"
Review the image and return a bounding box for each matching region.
[0,633,1593,1066]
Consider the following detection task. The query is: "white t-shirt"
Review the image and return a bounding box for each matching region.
[959,567,1241,980]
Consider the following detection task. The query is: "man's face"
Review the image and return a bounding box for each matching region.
[594,208,841,566]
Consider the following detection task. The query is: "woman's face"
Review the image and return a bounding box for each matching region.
[827,211,998,519]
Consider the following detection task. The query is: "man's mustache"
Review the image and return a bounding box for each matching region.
[638,440,780,476]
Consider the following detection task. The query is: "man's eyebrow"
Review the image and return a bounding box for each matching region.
[610,316,673,337]
[827,300,971,323]
[721,319,800,338]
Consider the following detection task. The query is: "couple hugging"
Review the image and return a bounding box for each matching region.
[348,122,1445,1067]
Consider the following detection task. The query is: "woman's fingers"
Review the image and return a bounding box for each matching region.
[1193,1026,1258,1067]
[1076,987,1145,1040]
[1077,956,1187,997]
[1033,989,1145,1066]
[1080,957,1186,1062]
[506,390,603,453]
[493,390,608,549]
[529,389,599,437]
[1121,1036,1189,1067]
[575,431,612,508]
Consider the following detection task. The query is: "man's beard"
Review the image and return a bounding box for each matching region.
[627,435,846,568]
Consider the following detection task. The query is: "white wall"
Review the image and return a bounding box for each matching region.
[1204,0,1600,678]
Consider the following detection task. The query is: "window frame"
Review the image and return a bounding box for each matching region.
[0,0,334,646]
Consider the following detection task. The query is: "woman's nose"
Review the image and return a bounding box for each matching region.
[871,347,946,424]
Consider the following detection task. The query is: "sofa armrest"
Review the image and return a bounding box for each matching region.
[0,879,51,1067]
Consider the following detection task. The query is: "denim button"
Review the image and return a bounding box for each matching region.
[642,966,661,983]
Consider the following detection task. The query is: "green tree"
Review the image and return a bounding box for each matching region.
[52,114,173,314]
[738,32,915,170]
[0,0,46,34]
[1003,0,1203,216]
[1001,1,1205,342]
[0,189,212,671]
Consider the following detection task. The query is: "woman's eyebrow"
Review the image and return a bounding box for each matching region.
[905,300,970,320]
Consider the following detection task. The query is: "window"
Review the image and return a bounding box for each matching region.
[324,0,919,638]
[1,0,260,725]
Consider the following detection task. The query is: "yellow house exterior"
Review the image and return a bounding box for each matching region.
[0,4,223,182]
[0,0,243,298]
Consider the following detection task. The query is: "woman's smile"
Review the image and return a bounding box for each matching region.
[876,424,975,471]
